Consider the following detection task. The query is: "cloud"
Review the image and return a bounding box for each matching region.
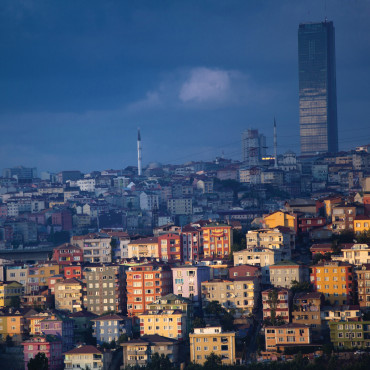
[179,68,231,103]
[126,91,162,112]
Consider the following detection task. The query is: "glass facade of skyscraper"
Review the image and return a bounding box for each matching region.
[298,21,338,155]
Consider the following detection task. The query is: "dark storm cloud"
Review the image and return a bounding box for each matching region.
[0,0,369,172]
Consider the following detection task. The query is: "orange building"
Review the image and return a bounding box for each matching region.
[202,223,233,258]
[126,262,173,316]
[310,261,355,305]
[158,233,182,262]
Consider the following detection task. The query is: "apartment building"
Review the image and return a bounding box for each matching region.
[158,233,182,262]
[84,264,126,315]
[331,203,363,233]
[357,264,370,308]
[5,264,28,286]
[291,292,323,339]
[354,216,370,234]
[27,262,60,292]
[54,278,83,313]
[72,233,112,264]
[310,261,355,305]
[147,294,193,335]
[0,281,24,308]
[265,324,311,351]
[121,334,179,367]
[92,314,132,344]
[189,326,236,365]
[64,345,104,370]
[127,237,159,259]
[233,247,283,285]
[201,277,260,314]
[172,265,210,309]
[269,261,309,289]
[329,321,370,349]
[202,223,232,259]
[51,244,83,266]
[0,308,25,344]
[246,227,295,259]
[262,288,291,322]
[126,263,173,316]
[138,309,187,340]
[332,244,370,265]
[180,223,203,261]
[262,211,297,233]
[228,265,261,280]
[167,197,193,215]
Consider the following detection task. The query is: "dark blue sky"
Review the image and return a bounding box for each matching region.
[0,0,369,172]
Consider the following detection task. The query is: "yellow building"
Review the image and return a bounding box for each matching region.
[0,308,25,343]
[139,309,187,340]
[202,223,233,258]
[0,281,24,308]
[28,312,50,335]
[189,326,236,365]
[28,262,60,288]
[310,261,354,305]
[54,278,83,313]
[127,237,159,259]
[263,211,297,233]
[354,216,370,234]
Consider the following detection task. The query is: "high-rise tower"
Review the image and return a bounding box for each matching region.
[298,20,338,155]
[241,129,266,166]
[137,128,142,176]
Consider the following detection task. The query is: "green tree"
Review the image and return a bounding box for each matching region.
[118,333,128,343]
[290,280,312,295]
[27,352,48,370]
[110,238,117,261]
[10,296,21,308]
[267,289,278,325]
[204,301,224,316]
[148,353,172,370]
[192,317,206,329]
[203,352,222,368]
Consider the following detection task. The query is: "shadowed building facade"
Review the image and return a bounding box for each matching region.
[298,21,338,155]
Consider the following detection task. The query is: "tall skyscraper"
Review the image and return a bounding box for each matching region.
[298,20,338,155]
[241,129,266,166]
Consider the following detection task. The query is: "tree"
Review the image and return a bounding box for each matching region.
[204,301,224,316]
[192,317,206,329]
[148,353,172,370]
[204,352,222,368]
[118,333,128,343]
[27,352,48,370]
[290,280,312,295]
[267,289,278,325]
[110,238,117,261]
[10,296,21,309]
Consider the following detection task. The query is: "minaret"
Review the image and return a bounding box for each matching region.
[273,117,278,168]
[137,128,142,176]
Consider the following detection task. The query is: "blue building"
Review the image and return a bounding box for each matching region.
[92,314,132,345]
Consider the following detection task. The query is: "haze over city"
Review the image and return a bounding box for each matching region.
[1,0,369,172]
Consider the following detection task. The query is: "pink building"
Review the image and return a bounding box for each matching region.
[51,209,73,231]
[22,335,63,370]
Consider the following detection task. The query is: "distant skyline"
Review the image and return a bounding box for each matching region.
[0,1,369,173]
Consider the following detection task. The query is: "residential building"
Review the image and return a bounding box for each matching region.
[127,237,159,259]
[265,324,311,352]
[51,244,83,267]
[54,278,83,313]
[92,314,132,345]
[246,227,295,259]
[291,292,323,339]
[298,21,338,155]
[27,262,60,292]
[331,203,359,233]
[332,244,370,265]
[233,247,283,285]
[0,308,26,343]
[63,263,82,279]
[72,233,112,264]
[262,288,291,322]
[269,261,309,289]
[321,305,361,324]
[40,313,74,352]
[138,309,187,340]
[228,265,261,280]
[354,216,370,234]
[180,223,203,261]
[22,335,63,370]
[121,334,179,368]
[329,321,370,349]
[5,264,28,287]
[201,277,260,314]
[262,211,297,233]
[202,223,232,259]
[310,261,355,305]
[189,326,236,365]
[68,310,98,344]
[126,263,172,316]
[167,197,193,215]
[147,294,194,335]
[172,265,210,309]
[64,345,104,370]
[84,264,126,315]
[158,233,182,262]
[241,129,266,166]
[0,281,23,308]
[357,264,370,309]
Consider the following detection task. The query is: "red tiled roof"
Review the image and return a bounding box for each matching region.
[65,345,102,355]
